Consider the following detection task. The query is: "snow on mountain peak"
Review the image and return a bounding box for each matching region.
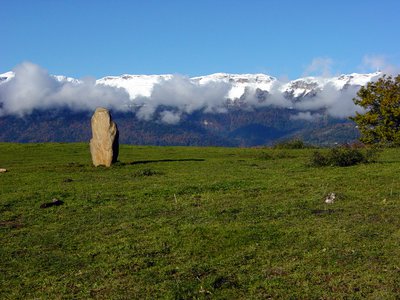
[192,73,276,82]
[1,69,382,103]
[53,75,81,84]
[94,71,381,101]
[281,72,382,99]
[96,74,173,98]
[0,65,384,123]
[0,71,80,85]
[332,72,381,88]
[0,71,15,83]
[191,73,277,100]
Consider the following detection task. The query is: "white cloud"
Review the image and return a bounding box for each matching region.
[362,55,386,71]
[361,54,400,75]
[159,110,181,124]
[0,62,131,117]
[292,83,362,118]
[290,111,322,121]
[303,57,334,77]
[133,75,231,122]
[0,61,380,124]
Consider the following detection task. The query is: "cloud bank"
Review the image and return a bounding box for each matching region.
[303,57,334,77]
[0,62,131,117]
[133,75,231,122]
[292,82,363,118]
[0,61,387,123]
[361,54,400,76]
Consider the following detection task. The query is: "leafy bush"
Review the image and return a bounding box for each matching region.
[273,139,315,149]
[309,151,330,166]
[329,148,365,166]
[309,146,381,167]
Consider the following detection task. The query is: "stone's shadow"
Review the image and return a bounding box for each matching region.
[40,199,64,209]
[128,158,205,165]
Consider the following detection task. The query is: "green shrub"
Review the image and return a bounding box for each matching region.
[331,148,365,166]
[309,146,381,167]
[309,150,330,166]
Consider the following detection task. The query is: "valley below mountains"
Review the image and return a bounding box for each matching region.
[0,107,359,146]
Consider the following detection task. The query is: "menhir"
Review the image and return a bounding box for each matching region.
[89,107,119,167]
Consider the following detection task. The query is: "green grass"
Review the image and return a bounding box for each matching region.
[1,143,400,299]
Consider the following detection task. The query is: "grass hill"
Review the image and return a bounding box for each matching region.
[1,143,399,298]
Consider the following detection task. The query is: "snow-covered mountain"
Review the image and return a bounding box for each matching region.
[192,73,277,100]
[281,73,381,99]
[96,74,173,98]
[0,70,381,102]
[0,71,80,84]
[0,71,14,84]
[94,72,381,101]
[0,69,382,146]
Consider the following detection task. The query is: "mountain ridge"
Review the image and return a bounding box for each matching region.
[0,70,381,103]
[0,69,379,146]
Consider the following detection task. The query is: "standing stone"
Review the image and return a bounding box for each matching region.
[90,107,119,167]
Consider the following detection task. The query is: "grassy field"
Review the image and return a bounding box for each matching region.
[1,143,400,299]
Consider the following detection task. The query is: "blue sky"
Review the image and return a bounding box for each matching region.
[1,0,399,79]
